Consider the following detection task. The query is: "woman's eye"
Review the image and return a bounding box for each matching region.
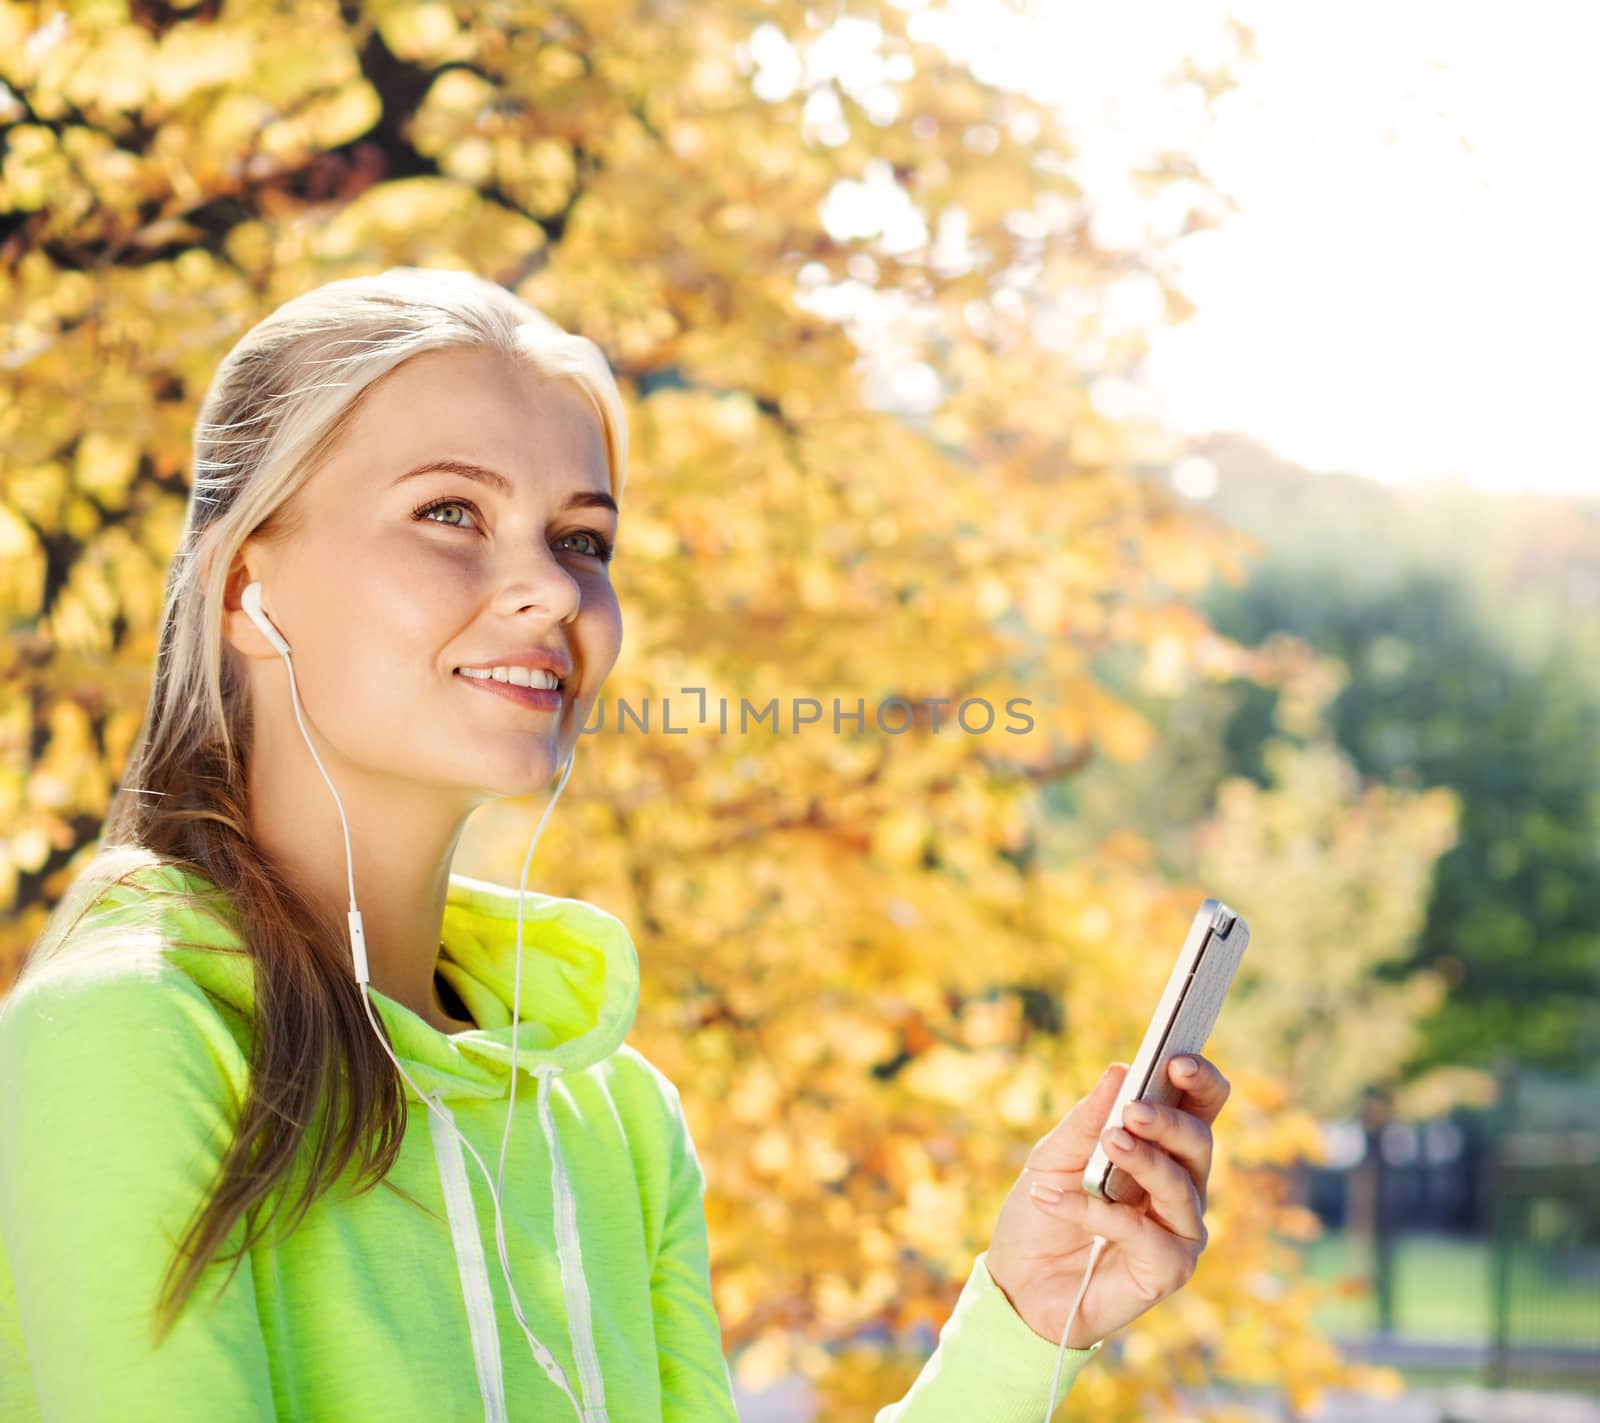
[556,529,614,562]
[411,496,478,530]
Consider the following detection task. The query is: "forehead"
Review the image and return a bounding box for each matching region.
[340,347,611,492]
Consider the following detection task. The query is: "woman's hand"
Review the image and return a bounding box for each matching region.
[983,1055,1231,1349]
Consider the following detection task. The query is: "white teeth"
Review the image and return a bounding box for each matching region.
[457,666,561,689]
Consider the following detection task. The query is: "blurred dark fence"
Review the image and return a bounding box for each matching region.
[1484,1064,1600,1388]
[1294,1062,1600,1390]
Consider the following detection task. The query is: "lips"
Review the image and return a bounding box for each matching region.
[454,670,563,711]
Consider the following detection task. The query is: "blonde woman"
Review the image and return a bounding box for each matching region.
[0,268,1230,1422]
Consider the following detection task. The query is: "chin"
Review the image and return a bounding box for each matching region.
[508,741,570,785]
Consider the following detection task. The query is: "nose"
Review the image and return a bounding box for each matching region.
[497,547,581,627]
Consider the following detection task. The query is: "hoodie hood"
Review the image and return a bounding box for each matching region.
[397,873,640,1102]
[55,859,636,1420]
[90,863,640,1104]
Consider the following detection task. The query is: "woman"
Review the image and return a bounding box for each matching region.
[0,267,1230,1421]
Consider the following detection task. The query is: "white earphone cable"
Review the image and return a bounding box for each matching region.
[269,634,588,1418]
[1043,1232,1107,1421]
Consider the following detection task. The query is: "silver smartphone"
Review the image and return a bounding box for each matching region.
[1082,898,1250,1206]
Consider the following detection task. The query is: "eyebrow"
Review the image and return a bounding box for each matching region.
[393,457,618,515]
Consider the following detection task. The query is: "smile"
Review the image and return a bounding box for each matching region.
[454,670,563,710]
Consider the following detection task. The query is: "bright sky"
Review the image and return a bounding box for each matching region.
[1010,0,1600,497]
[781,1,1599,497]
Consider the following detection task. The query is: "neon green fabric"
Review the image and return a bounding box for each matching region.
[0,865,1098,1420]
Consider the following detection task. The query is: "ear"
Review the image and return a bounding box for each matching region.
[218,542,280,660]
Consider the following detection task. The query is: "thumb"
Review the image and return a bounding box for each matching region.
[1027,1062,1129,1173]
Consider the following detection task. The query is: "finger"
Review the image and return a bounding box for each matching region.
[1025,1062,1129,1174]
[1027,1179,1203,1300]
[1026,1174,1149,1250]
[1166,1054,1232,1126]
[1118,1099,1214,1207]
[1100,1123,1205,1242]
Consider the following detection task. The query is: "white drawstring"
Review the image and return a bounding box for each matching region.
[537,1065,609,1422]
[425,1090,510,1423]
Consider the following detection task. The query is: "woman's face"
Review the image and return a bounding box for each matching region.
[230,346,622,804]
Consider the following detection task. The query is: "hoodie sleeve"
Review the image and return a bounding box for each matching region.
[873,1252,1102,1421]
[0,959,277,1421]
[650,1078,741,1421]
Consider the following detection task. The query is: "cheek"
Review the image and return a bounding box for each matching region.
[578,590,623,680]
[370,550,479,650]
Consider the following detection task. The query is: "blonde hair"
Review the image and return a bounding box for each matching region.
[18,266,628,1345]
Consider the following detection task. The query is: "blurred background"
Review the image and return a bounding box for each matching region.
[2,1,1595,1419]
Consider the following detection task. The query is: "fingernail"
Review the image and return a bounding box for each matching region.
[1174,1056,1198,1076]
[1124,1102,1155,1126]
[1109,1128,1136,1151]
[1029,1179,1064,1204]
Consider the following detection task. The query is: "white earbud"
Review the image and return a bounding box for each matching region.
[241,580,291,656]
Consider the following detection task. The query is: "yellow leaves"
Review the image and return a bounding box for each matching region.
[1274,1204,1326,1242]
[0,125,67,212]
[62,24,157,116]
[412,68,495,184]
[0,505,43,621]
[75,432,140,507]
[749,1126,792,1177]
[219,217,275,279]
[1140,505,1237,596]
[1053,674,1157,765]
[533,45,586,85]
[1390,1062,1498,1117]
[100,706,146,787]
[973,573,1010,619]
[494,135,576,217]
[245,22,360,112]
[815,1005,899,1068]
[732,1326,792,1389]
[316,177,545,270]
[7,823,52,879]
[46,535,119,654]
[816,1266,899,1329]
[419,65,496,121]
[28,698,107,827]
[150,27,253,107]
[954,992,1022,1049]
[993,1059,1048,1129]
[196,90,273,153]
[727,1062,782,1123]
[900,1042,1007,1106]
[299,79,382,150]
[62,125,161,216]
[935,157,1039,235]
[2,461,67,537]
[372,0,470,63]
[888,1175,969,1261]
[871,807,927,867]
[748,1114,850,1185]
[256,88,359,163]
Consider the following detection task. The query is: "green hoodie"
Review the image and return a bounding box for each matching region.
[0,864,1098,1420]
